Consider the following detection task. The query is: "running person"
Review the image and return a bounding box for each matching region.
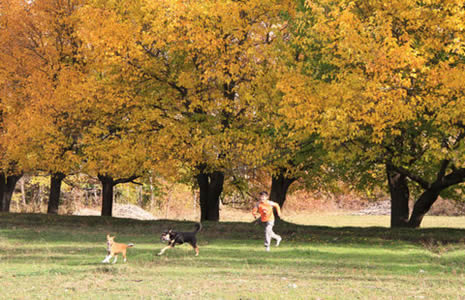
[252,191,282,251]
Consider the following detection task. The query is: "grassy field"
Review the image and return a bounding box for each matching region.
[286,213,465,228]
[1,213,465,299]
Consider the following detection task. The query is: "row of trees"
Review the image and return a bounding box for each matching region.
[1,0,465,227]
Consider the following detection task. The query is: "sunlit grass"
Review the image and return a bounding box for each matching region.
[220,207,465,228]
[1,213,465,299]
[286,214,465,228]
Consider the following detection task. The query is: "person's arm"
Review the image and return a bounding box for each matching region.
[252,204,260,219]
[272,202,282,218]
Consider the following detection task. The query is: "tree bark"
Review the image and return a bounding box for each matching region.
[0,174,21,212]
[270,171,296,221]
[98,174,115,217]
[386,163,410,228]
[97,174,139,217]
[407,189,441,228]
[197,170,224,221]
[386,161,465,228]
[47,172,66,214]
[20,178,26,205]
[270,172,296,208]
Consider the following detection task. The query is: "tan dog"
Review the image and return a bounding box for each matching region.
[102,234,134,264]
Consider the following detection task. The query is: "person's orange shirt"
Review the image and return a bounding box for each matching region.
[252,200,281,222]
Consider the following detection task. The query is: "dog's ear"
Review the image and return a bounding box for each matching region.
[107,234,110,239]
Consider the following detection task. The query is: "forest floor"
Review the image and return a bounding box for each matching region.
[1,213,465,299]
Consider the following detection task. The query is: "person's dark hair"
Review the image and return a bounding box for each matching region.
[259,191,268,197]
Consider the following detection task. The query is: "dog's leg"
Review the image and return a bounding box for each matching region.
[189,242,199,256]
[157,245,173,256]
[112,255,118,264]
[102,254,112,263]
[123,250,127,263]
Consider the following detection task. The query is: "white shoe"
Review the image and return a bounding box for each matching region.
[276,237,282,247]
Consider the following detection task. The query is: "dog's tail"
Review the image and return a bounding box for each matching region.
[127,243,134,248]
[194,223,202,233]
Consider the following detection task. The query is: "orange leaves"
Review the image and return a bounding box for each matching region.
[0,0,91,173]
[74,0,291,177]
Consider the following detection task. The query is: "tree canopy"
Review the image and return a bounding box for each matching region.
[1,0,465,226]
[282,0,465,227]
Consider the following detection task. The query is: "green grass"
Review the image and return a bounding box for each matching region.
[288,214,465,228]
[1,213,465,299]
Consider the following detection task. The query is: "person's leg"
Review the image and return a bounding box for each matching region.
[267,220,282,246]
[264,222,272,250]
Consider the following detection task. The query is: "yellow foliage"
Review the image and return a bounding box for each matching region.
[278,0,465,168]
[77,0,296,177]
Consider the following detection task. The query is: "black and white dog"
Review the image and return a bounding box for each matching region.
[158,223,202,256]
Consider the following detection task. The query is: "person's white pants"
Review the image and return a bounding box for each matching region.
[264,220,281,247]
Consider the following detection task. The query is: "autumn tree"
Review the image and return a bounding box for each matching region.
[79,90,147,217]
[78,0,295,221]
[247,51,327,210]
[0,0,30,212]
[0,0,92,214]
[286,0,465,227]
[1,0,143,216]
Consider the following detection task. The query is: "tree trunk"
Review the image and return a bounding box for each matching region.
[149,176,155,210]
[270,172,296,208]
[98,175,115,217]
[270,171,296,221]
[47,172,66,214]
[20,178,26,206]
[407,189,440,228]
[0,174,21,212]
[197,170,224,222]
[97,174,139,217]
[386,163,410,228]
[386,160,465,228]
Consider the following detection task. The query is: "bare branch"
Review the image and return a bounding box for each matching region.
[391,165,431,189]
[114,175,140,185]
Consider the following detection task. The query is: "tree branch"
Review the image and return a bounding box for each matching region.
[114,175,140,185]
[391,165,431,189]
[437,168,465,190]
[436,159,450,180]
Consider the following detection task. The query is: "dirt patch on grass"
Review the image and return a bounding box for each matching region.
[351,197,465,216]
[74,204,156,220]
[352,200,391,215]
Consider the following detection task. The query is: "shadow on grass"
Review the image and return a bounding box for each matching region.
[2,212,465,252]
